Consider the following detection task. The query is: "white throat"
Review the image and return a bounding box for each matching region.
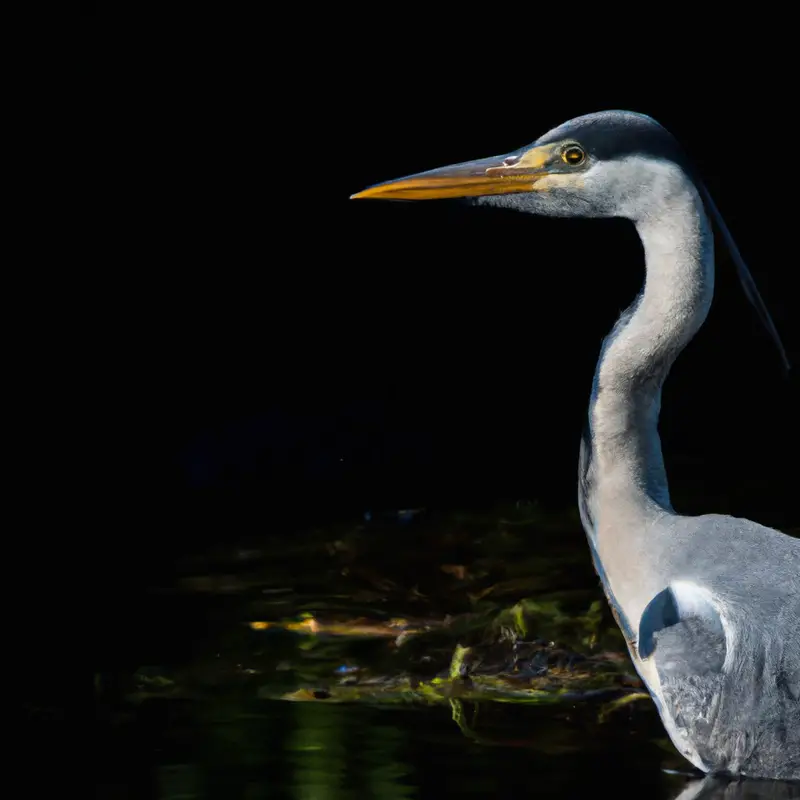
[579,159,715,534]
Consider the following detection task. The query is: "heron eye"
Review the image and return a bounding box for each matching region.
[561,145,586,166]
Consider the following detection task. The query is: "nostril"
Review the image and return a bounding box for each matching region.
[502,155,520,166]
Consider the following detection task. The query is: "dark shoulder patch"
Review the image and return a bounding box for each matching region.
[638,585,726,674]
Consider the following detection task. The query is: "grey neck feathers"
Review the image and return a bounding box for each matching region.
[579,165,714,534]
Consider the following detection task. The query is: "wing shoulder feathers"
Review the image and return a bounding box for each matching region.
[638,581,726,674]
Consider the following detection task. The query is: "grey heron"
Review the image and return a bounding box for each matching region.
[351,111,800,780]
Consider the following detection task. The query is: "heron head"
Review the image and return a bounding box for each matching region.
[351,110,790,372]
[351,111,692,222]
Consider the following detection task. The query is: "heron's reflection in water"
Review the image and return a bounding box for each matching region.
[673,776,800,800]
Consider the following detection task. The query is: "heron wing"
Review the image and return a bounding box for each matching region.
[638,582,726,672]
[638,583,800,777]
[638,582,728,768]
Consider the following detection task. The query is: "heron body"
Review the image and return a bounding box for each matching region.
[352,111,800,779]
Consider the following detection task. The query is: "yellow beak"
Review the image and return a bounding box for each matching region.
[350,143,558,201]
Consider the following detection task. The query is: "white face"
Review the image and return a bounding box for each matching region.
[475,152,694,224]
[584,156,698,221]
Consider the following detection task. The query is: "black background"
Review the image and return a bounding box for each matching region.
[94,16,798,598]
[75,13,800,795]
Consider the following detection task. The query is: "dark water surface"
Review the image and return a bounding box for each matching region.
[95,507,800,799]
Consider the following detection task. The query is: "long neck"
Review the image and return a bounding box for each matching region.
[579,169,715,534]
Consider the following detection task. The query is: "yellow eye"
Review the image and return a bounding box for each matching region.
[561,145,586,166]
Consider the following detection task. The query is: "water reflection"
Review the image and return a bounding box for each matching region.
[673,776,800,800]
[97,508,800,798]
[100,695,695,798]
[137,701,800,800]
[285,703,415,799]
